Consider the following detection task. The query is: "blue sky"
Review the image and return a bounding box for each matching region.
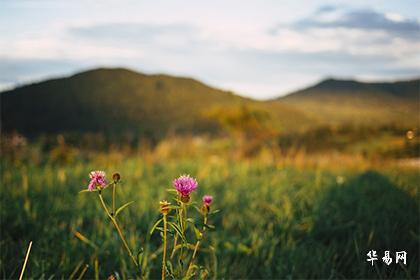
[1,0,419,99]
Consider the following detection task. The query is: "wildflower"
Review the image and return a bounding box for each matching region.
[202,195,213,206]
[202,195,213,214]
[173,174,198,203]
[160,200,171,215]
[88,170,107,191]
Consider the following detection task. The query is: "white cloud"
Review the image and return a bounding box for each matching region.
[385,13,405,22]
[1,2,419,99]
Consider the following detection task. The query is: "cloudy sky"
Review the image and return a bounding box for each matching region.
[1,0,419,99]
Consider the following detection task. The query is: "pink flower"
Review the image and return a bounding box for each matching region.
[173,174,198,196]
[88,170,107,191]
[202,195,213,206]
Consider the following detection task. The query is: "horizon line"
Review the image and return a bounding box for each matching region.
[1,66,419,101]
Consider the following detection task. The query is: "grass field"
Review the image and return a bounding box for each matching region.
[1,153,418,279]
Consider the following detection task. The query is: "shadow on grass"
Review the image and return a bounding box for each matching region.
[310,170,419,279]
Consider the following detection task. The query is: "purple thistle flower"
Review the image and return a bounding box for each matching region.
[88,170,107,191]
[202,195,213,206]
[173,174,198,197]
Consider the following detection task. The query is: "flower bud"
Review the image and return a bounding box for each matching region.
[159,200,170,215]
[202,195,213,214]
[201,204,210,214]
[180,194,190,203]
[112,172,121,183]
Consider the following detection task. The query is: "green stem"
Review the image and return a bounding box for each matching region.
[170,235,178,259]
[112,183,116,215]
[179,202,187,274]
[98,192,138,268]
[183,203,187,232]
[186,215,207,278]
[178,202,185,232]
[162,214,168,280]
[170,199,184,259]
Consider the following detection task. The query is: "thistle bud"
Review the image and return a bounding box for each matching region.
[202,204,210,214]
[112,172,121,183]
[180,194,190,203]
[159,200,170,215]
[202,195,213,214]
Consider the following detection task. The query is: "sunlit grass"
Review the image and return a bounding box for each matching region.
[1,155,418,279]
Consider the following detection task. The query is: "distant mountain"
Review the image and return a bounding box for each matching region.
[277,78,420,126]
[1,69,418,141]
[0,68,307,140]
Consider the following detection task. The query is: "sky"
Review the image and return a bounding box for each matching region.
[0,0,419,99]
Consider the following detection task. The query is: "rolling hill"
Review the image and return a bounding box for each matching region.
[278,78,420,127]
[1,68,418,141]
[0,68,308,140]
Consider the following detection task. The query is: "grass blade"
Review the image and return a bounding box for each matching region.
[73,231,98,249]
[150,218,163,235]
[168,222,187,243]
[114,201,135,217]
[18,241,33,280]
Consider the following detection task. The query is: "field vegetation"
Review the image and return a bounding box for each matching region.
[1,133,419,279]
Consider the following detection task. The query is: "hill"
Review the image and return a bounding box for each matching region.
[1,68,418,142]
[277,78,420,126]
[0,68,308,140]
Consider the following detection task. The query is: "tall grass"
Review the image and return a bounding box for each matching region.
[1,155,418,279]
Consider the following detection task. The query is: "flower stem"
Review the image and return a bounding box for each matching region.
[186,215,207,277]
[170,235,178,259]
[98,192,138,268]
[162,214,168,280]
[112,183,116,215]
[170,199,184,259]
[179,202,187,274]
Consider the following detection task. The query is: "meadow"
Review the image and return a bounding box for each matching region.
[1,5,419,279]
[1,142,419,279]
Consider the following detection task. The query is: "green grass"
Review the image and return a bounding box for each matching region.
[1,157,419,279]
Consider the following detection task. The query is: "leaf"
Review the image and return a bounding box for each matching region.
[186,218,195,224]
[166,260,173,275]
[195,220,206,229]
[204,224,215,230]
[172,243,196,254]
[79,189,97,193]
[149,218,163,235]
[165,189,178,194]
[193,225,202,240]
[167,228,175,235]
[114,201,135,217]
[137,247,144,268]
[193,205,202,213]
[73,231,98,249]
[113,271,121,280]
[189,264,199,276]
[209,209,221,215]
[168,222,187,243]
